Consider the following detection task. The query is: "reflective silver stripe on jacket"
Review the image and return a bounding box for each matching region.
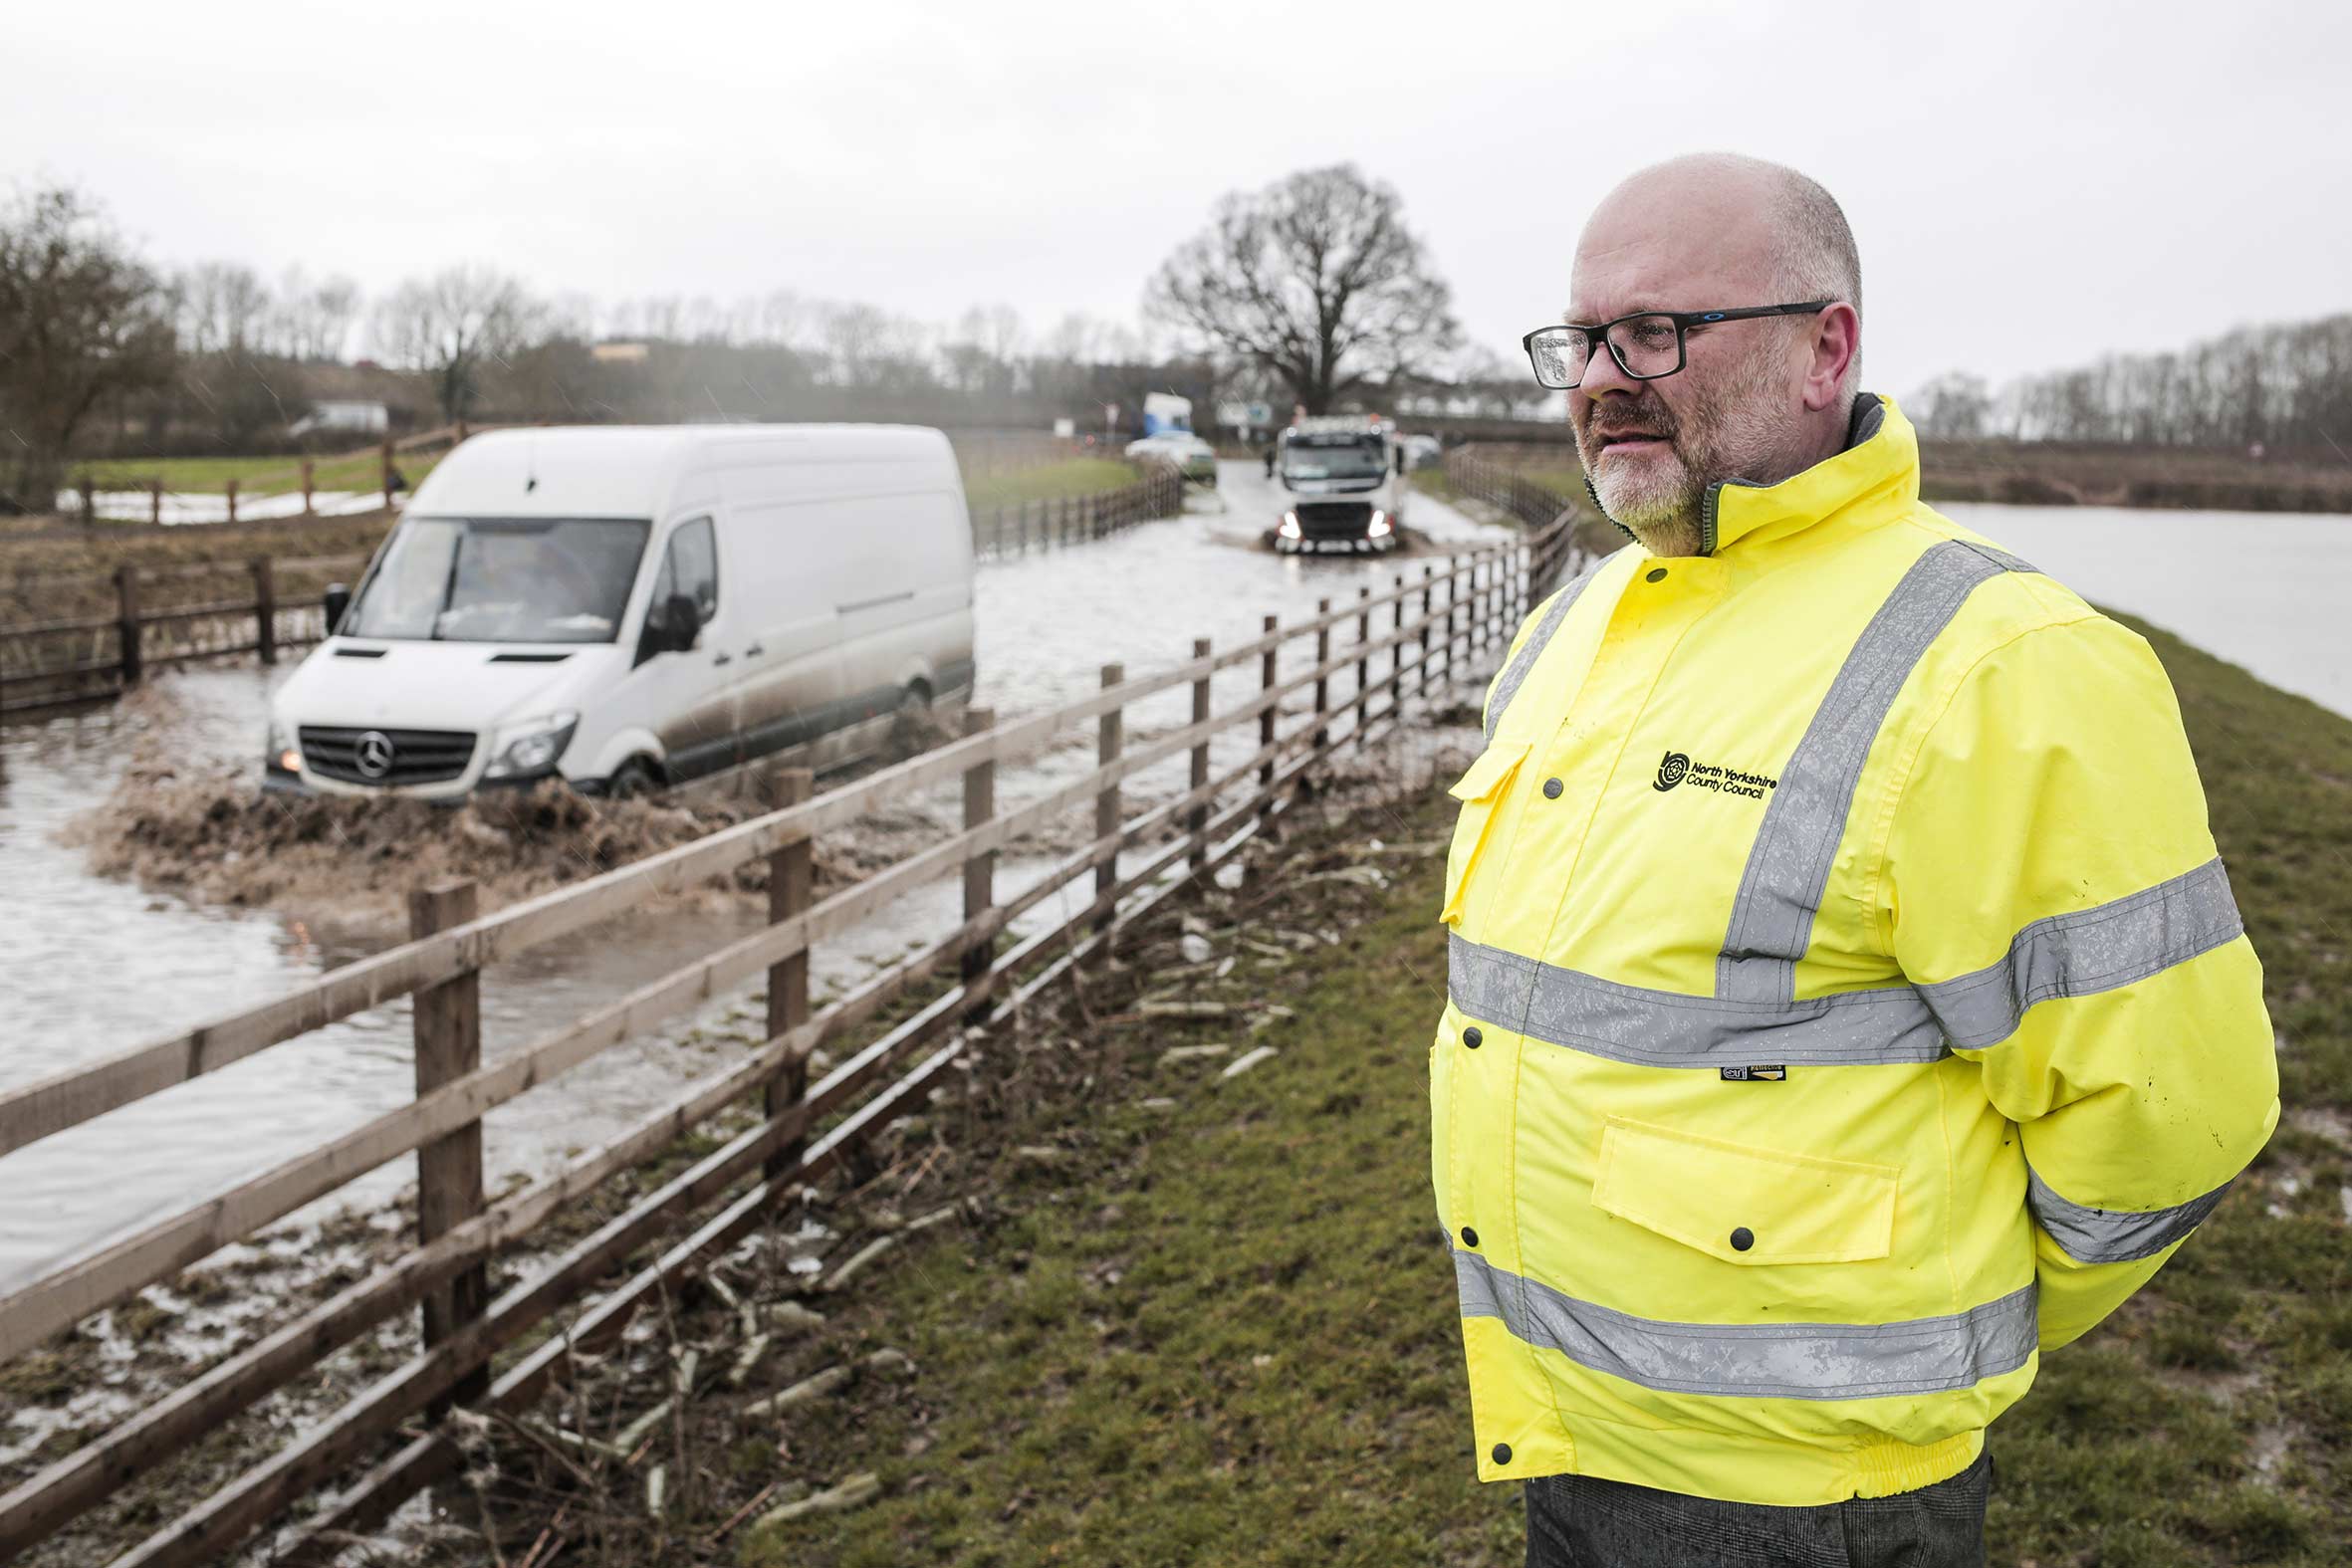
[2026,1163,2235,1265]
[1916,857,2243,1050]
[1450,933,1947,1067]
[1716,540,2038,1007]
[1452,1244,2037,1400]
[1484,555,1613,744]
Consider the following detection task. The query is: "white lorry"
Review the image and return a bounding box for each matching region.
[1272,415,1403,554]
[264,424,976,798]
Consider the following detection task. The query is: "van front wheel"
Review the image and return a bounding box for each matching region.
[607,758,662,800]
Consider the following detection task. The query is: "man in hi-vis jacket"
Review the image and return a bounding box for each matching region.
[1430,153,2277,1567]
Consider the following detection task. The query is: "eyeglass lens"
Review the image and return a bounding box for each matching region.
[1531,315,1682,386]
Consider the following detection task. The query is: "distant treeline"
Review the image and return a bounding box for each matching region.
[1911,312,2352,457]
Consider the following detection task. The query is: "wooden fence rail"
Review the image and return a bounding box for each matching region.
[0,514,1585,1566]
[0,554,368,719]
[966,460,1184,560]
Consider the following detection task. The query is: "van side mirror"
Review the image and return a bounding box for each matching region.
[639,592,701,663]
[323,583,351,636]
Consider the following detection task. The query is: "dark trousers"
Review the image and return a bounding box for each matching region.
[1524,1450,1992,1568]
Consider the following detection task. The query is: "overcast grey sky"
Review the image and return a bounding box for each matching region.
[8,0,2347,401]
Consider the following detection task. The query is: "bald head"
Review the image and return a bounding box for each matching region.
[1577,152,1860,343]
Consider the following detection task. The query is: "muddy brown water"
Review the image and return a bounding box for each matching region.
[0,463,1512,1294]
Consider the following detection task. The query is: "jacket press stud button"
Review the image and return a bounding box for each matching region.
[1460,1227,1479,1248]
[1541,778,1563,798]
[1645,566,1668,582]
[1493,1443,1514,1464]
[1462,1026,1483,1048]
[1730,1227,1756,1251]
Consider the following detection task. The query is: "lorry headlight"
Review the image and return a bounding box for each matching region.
[1279,512,1302,539]
[485,711,580,779]
[1368,511,1392,538]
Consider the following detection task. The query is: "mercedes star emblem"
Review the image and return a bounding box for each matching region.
[354,731,396,780]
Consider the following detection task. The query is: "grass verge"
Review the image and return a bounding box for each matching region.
[964,458,1140,512]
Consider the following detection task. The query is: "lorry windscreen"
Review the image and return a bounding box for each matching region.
[1282,439,1386,481]
[342,517,651,643]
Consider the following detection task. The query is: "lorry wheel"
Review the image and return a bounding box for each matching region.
[607,758,662,800]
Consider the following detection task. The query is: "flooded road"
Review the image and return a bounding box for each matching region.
[0,461,1510,1288]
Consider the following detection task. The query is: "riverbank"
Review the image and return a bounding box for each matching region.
[473,611,2345,1567]
[1437,438,2352,517]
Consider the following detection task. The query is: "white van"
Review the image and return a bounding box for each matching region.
[263,424,976,799]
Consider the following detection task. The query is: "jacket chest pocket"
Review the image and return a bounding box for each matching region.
[1590,1116,1899,1265]
[1441,739,1531,927]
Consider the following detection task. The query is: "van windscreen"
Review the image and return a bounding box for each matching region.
[342,517,651,643]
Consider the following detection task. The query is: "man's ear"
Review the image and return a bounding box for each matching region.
[1800,303,1860,413]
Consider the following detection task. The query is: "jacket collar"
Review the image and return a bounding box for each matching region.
[1584,392,1919,558]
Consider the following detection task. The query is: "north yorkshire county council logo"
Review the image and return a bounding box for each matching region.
[1654,749,1779,800]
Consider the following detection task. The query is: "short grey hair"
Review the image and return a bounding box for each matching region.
[1768,166,1861,320]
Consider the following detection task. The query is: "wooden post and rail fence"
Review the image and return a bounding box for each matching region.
[63,423,479,528]
[0,516,1584,1568]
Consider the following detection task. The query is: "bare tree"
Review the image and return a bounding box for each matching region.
[1146,163,1460,414]
[0,185,176,513]
[370,265,542,422]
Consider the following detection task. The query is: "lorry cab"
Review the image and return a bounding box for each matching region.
[264,424,977,799]
[1272,415,1402,554]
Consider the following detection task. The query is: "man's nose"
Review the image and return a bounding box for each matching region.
[1575,335,1638,401]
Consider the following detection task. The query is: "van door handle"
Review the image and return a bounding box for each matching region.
[745,642,765,657]
[712,652,733,666]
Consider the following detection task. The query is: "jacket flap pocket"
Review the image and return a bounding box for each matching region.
[1441,740,1531,927]
[1590,1117,1898,1265]
[1446,738,1531,803]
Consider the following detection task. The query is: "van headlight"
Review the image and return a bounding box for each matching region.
[267,715,300,774]
[485,711,580,779]
[1368,511,1392,538]
[1279,512,1302,539]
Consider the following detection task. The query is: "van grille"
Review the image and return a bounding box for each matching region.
[300,726,478,786]
[1295,501,1373,538]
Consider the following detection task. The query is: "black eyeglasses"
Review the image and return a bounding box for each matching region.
[1522,301,1834,388]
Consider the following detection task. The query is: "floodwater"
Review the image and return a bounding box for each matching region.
[0,461,1511,1289]
[1942,502,2352,720]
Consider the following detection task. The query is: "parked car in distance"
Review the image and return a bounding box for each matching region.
[1401,433,1443,470]
[1124,430,1219,485]
[264,424,976,800]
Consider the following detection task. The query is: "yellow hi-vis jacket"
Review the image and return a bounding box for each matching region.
[1430,393,2278,1506]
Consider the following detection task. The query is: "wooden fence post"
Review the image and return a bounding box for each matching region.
[1419,564,1434,695]
[1388,572,1406,726]
[78,477,95,525]
[765,768,814,1185]
[1188,637,1211,876]
[251,558,277,667]
[1258,613,1279,830]
[1094,664,1123,938]
[114,564,141,688]
[148,478,162,527]
[409,876,486,1412]
[300,459,315,519]
[381,440,395,509]
[961,708,997,1024]
[1313,597,1332,753]
[1354,586,1371,749]
[1445,556,1462,687]
[224,478,239,529]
